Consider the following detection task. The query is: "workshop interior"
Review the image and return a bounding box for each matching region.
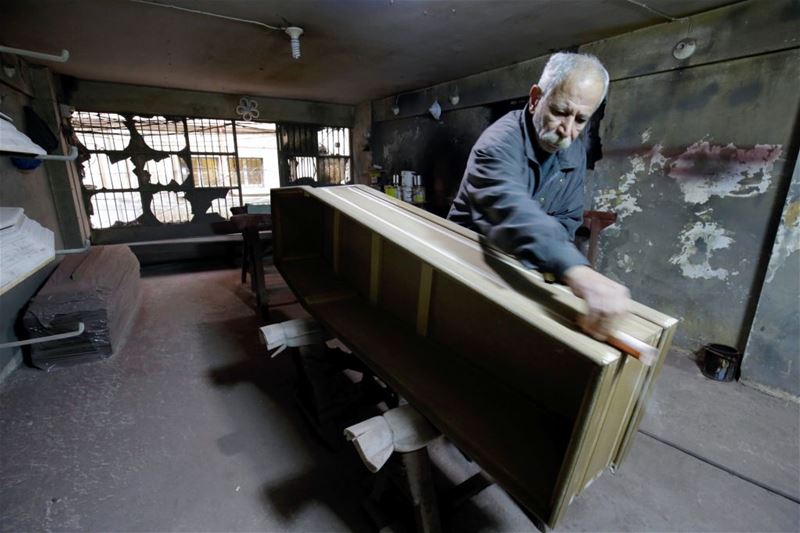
[0,1,798,532]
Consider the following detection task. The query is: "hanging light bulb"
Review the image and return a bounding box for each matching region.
[129,3,307,60]
[285,26,304,59]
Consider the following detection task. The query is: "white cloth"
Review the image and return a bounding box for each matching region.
[259,318,328,356]
[344,404,439,473]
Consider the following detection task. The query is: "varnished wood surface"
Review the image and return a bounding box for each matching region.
[271,186,678,527]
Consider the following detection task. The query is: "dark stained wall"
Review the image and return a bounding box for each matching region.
[741,156,800,398]
[62,79,354,127]
[371,106,493,217]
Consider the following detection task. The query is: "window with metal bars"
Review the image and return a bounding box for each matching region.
[236,158,265,186]
[70,113,350,236]
[276,124,352,186]
[70,112,244,230]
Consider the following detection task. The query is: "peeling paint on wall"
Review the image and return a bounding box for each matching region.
[616,253,634,273]
[619,155,643,191]
[592,139,667,223]
[766,200,800,283]
[594,154,644,222]
[668,141,783,204]
[647,144,668,174]
[592,136,784,286]
[594,190,641,222]
[669,221,735,280]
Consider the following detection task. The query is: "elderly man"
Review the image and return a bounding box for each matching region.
[447,52,629,339]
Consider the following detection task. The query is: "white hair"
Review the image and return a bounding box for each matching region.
[538,52,610,101]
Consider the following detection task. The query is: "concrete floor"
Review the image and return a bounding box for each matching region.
[1,266,798,532]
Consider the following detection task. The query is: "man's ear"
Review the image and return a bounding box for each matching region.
[528,85,542,113]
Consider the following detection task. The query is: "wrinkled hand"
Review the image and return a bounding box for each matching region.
[562,265,630,340]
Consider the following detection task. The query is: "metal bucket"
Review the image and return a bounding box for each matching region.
[702,344,741,382]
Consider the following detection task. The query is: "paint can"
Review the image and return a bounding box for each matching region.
[412,174,426,205]
[384,174,400,198]
[400,170,415,188]
[400,170,414,202]
[701,344,741,382]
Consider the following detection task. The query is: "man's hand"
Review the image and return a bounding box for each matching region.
[562,265,630,340]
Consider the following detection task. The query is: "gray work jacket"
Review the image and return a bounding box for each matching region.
[447,108,590,278]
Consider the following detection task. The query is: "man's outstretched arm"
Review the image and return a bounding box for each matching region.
[463,146,630,338]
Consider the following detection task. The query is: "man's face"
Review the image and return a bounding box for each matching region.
[529,73,604,153]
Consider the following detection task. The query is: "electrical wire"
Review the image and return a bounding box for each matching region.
[128,0,287,31]
[624,0,682,22]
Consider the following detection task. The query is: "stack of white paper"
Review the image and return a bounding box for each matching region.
[0,117,46,156]
[0,208,55,295]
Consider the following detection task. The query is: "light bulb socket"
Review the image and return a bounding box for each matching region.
[285,26,304,59]
[672,38,696,60]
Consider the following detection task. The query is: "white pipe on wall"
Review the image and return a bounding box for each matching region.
[0,45,70,63]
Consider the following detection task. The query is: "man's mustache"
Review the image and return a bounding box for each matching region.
[540,130,571,151]
[541,131,572,150]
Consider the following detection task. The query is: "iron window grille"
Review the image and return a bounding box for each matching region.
[70,112,243,230]
[70,112,352,236]
[276,124,351,187]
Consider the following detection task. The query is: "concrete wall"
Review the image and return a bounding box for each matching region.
[369,0,800,396]
[741,153,800,399]
[587,49,798,351]
[62,79,354,127]
[371,105,494,216]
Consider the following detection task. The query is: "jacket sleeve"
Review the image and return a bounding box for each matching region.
[465,145,589,278]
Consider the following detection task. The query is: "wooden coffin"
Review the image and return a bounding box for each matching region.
[271,185,678,527]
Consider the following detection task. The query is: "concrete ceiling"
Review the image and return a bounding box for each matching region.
[1,0,737,105]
